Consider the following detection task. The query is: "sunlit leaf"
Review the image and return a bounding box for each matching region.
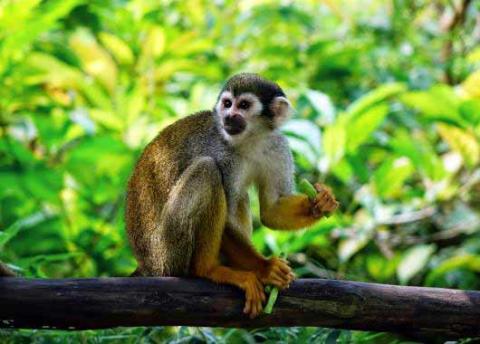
[70,29,118,94]
[98,32,134,65]
[400,85,463,124]
[373,157,413,198]
[138,25,165,69]
[462,70,480,99]
[346,83,406,119]
[283,119,322,154]
[338,222,374,263]
[437,123,480,168]
[397,245,435,285]
[24,52,83,87]
[346,104,389,152]
[390,130,446,181]
[304,89,336,123]
[322,120,346,171]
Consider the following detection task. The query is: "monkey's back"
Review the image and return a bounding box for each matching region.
[125,111,231,270]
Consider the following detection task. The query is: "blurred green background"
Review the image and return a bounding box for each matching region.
[1,0,480,342]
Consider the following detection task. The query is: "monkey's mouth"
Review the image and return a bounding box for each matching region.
[224,124,245,135]
[223,117,246,135]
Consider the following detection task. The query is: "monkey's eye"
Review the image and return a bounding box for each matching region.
[238,100,250,110]
[223,99,232,108]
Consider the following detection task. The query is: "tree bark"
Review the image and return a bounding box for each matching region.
[0,278,479,338]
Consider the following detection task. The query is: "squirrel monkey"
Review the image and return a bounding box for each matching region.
[125,73,338,318]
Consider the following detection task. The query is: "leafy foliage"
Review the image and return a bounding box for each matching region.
[1,0,480,342]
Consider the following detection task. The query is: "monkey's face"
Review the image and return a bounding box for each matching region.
[215,74,293,141]
[216,91,263,136]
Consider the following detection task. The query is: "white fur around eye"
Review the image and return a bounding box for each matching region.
[238,93,263,116]
[215,91,233,113]
[270,96,293,127]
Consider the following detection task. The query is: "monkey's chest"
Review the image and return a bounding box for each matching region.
[222,158,260,206]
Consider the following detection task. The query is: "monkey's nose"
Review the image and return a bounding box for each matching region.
[224,114,246,135]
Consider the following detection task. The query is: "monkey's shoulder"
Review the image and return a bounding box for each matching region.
[156,110,217,141]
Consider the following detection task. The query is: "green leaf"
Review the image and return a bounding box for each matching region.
[0,211,54,248]
[459,99,480,126]
[138,25,165,69]
[390,130,446,181]
[462,70,480,98]
[283,119,322,167]
[373,157,414,198]
[322,121,346,171]
[400,85,464,125]
[304,89,336,123]
[397,245,435,285]
[98,32,134,65]
[426,255,480,287]
[70,28,118,94]
[366,254,398,282]
[346,104,389,152]
[346,83,406,119]
[283,119,322,155]
[338,226,374,263]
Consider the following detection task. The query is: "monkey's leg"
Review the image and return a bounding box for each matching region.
[158,157,265,318]
[221,228,295,289]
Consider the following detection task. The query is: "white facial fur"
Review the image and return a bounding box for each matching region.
[215,91,264,142]
[215,91,294,145]
[215,91,263,120]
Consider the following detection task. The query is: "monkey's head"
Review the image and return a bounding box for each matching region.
[214,73,292,141]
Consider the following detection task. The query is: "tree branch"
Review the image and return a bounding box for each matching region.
[440,0,473,84]
[0,278,479,338]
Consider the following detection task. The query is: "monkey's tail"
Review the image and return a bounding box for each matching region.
[0,261,16,277]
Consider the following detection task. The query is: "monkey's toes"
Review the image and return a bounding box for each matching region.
[242,273,265,318]
[261,257,295,289]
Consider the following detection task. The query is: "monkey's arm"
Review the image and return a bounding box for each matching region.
[260,187,338,230]
[258,139,337,230]
[260,193,317,230]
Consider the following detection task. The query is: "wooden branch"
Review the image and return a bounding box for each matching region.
[440,0,473,84]
[0,278,479,338]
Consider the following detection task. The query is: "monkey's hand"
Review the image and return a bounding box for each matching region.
[259,257,295,289]
[240,272,266,318]
[310,183,339,218]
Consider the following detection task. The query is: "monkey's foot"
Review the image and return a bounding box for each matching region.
[311,183,339,218]
[240,271,266,319]
[259,257,295,289]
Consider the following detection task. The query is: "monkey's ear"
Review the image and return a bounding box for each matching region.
[270,96,293,127]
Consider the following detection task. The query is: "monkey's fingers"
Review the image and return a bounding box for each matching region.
[275,258,292,274]
[243,277,265,318]
[313,187,339,215]
[244,290,257,317]
[255,278,266,302]
[314,183,327,193]
[262,257,293,288]
[268,276,290,289]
